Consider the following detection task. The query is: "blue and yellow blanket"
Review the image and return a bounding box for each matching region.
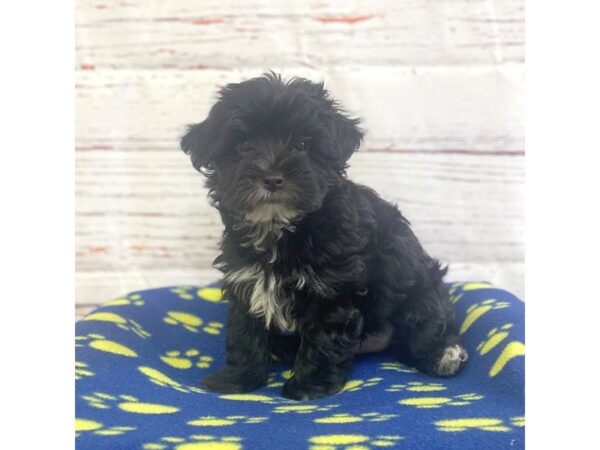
[75,282,524,449]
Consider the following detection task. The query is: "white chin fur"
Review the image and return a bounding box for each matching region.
[244,203,298,224]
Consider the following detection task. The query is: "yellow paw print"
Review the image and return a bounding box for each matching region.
[81,392,115,409]
[475,323,524,377]
[477,324,514,355]
[203,321,224,334]
[314,412,398,424]
[448,282,463,296]
[197,287,225,303]
[488,341,525,377]
[75,334,138,357]
[143,434,242,450]
[170,287,197,300]
[461,282,494,291]
[82,311,151,338]
[266,369,296,387]
[105,293,145,307]
[219,393,278,404]
[309,434,403,449]
[341,377,383,393]
[448,282,494,303]
[398,392,484,409]
[511,416,525,427]
[188,415,267,427]
[160,349,213,369]
[449,292,464,304]
[273,404,339,414]
[80,392,180,414]
[379,361,418,373]
[460,299,510,334]
[386,381,446,393]
[75,361,94,380]
[434,417,512,432]
[75,418,136,437]
[163,311,224,335]
[169,286,225,303]
[163,311,203,332]
[137,366,206,394]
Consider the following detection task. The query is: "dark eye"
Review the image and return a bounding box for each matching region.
[237,141,255,154]
[295,138,310,152]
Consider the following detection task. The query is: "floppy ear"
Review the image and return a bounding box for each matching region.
[332,111,363,167]
[181,97,242,172]
[180,121,218,172]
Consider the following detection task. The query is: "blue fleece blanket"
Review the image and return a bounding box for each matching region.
[75,282,524,449]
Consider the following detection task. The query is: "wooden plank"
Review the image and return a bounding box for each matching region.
[76,0,523,69]
[76,66,523,154]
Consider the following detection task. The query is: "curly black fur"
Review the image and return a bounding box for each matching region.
[181,73,468,400]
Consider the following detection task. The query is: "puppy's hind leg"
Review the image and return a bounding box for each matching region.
[391,286,468,377]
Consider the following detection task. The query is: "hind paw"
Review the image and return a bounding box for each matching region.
[435,345,468,377]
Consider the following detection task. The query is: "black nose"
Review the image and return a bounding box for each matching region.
[263,175,284,191]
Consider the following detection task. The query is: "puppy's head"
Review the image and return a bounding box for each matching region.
[181,73,362,224]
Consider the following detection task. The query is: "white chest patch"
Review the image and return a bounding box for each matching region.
[224,265,296,332]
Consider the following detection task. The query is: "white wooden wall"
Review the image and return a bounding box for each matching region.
[76,0,524,318]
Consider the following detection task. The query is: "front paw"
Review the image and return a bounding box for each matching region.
[201,366,267,394]
[282,375,345,401]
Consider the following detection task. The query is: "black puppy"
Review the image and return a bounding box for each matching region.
[181,73,468,400]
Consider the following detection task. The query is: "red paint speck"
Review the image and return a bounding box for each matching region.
[191,18,224,25]
[81,64,95,70]
[95,4,107,9]
[90,247,107,253]
[314,15,374,24]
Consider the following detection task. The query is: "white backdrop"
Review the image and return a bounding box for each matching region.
[75,0,524,318]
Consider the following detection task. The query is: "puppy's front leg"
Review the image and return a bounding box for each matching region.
[283,307,363,401]
[202,299,271,393]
